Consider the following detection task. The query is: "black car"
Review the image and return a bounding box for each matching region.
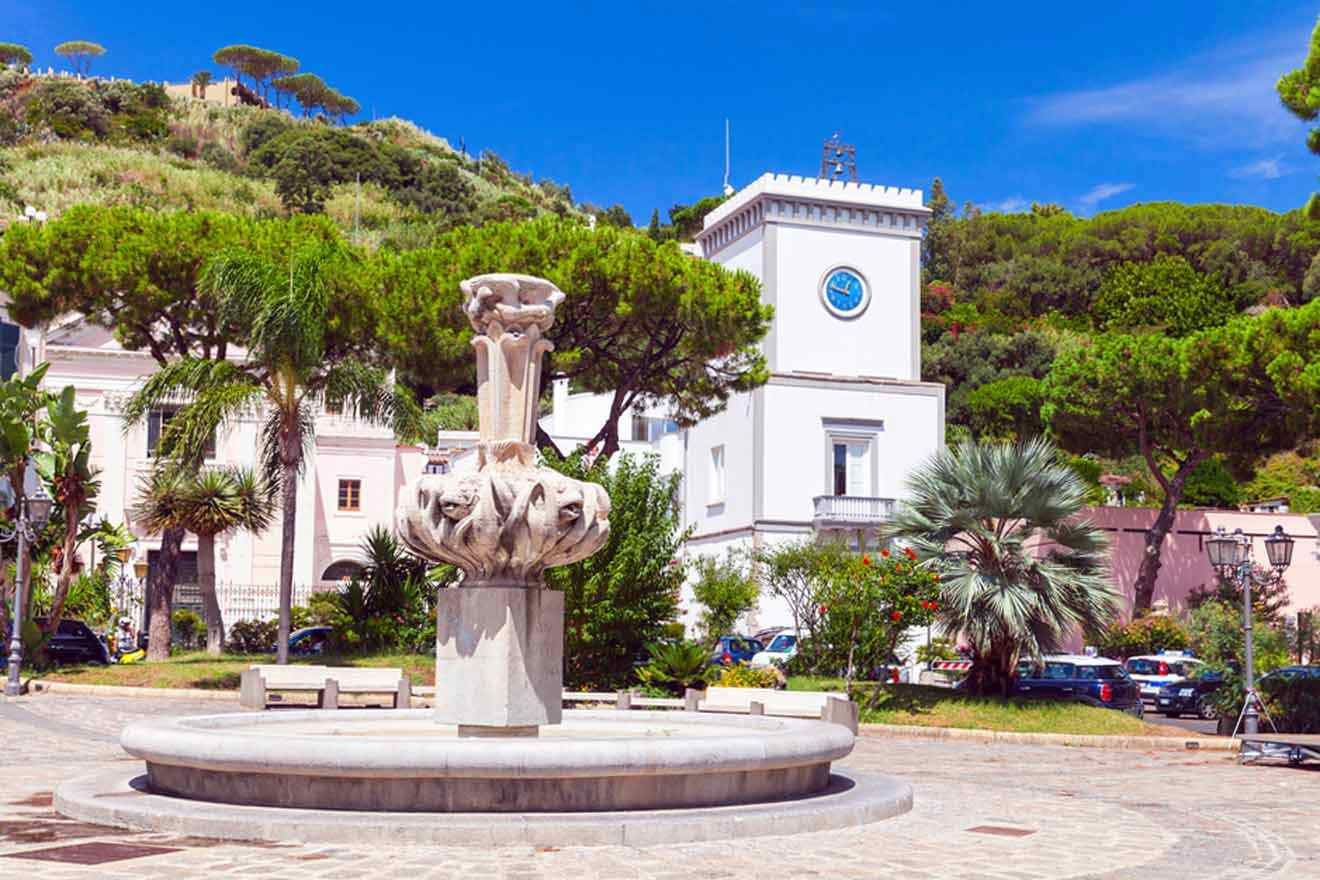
[1155,671,1225,719]
[1013,655,1144,716]
[35,617,109,666]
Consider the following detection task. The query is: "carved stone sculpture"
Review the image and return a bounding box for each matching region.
[397,274,610,588]
[395,274,612,733]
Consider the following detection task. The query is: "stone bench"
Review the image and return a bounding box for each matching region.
[240,665,412,710]
[695,687,859,733]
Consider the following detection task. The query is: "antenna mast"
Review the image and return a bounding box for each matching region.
[722,119,733,195]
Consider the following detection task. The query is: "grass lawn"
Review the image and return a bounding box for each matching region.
[39,652,435,689]
[788,677,1173,737]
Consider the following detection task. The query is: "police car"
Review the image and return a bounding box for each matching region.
[1124,651,1203,701]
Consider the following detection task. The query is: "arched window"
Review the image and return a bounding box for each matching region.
[321,560,364,582]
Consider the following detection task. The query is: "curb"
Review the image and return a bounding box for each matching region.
[860,721,1239,752]
[31,681,240,701]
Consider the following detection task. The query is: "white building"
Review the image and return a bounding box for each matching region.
[0,314,428,627]
[548,172,945,632]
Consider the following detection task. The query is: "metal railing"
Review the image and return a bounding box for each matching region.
[811,495,896,527]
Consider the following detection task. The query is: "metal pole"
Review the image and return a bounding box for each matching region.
[5,527,28,697]
[1241,560,1258,736]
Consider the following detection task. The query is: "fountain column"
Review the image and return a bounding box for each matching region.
[397,275,611,735]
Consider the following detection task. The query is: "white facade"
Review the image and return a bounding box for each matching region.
[10,317,427,626]
[548,172,945,634]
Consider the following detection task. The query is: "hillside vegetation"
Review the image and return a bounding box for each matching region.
[921,182,1320,512]
[0,69,584,247]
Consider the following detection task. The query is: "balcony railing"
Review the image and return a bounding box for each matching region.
[812,495,896,529]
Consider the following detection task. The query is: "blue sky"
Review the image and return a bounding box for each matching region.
[6,1,1319,222]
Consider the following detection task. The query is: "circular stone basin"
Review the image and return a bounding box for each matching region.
[121,708,855,813]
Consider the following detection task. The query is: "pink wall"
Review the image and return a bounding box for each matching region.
[1084,506,1320,619]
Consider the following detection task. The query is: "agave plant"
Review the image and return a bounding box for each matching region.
[885,438,1119,697]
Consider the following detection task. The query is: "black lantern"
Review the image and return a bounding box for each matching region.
[1264,524,1294,574]
[25,486,53,530]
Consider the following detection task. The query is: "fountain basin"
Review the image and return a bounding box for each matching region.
[120,708,855,813]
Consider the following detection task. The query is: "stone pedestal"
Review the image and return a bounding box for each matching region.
[435,587,563,731]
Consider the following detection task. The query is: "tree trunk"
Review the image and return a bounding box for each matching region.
[147,526,185,661]
[197,534,224,655]
[275,459,298,665]
[42,503,82,635]
[1132,455,1204,615]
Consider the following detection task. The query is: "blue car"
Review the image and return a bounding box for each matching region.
[288,625,333,656]
[1013,654,1144,716]
[709,635,765,666]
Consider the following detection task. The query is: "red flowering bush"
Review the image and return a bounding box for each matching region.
[812,549,940,689]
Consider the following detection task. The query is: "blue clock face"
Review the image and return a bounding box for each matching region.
[822,269,867,316]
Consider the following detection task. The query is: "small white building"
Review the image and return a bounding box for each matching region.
[548,172,946,632]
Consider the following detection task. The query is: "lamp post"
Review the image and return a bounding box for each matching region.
[1205,525,1294,735]
[3,485,55,697]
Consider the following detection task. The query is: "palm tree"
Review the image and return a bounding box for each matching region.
[130,465,191,661]
[125,242,415,664]
[885,438,1118,697]
[174,466,274,655]
[190,70,213,99]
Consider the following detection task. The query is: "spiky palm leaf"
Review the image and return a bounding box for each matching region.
[884,438,1119,696]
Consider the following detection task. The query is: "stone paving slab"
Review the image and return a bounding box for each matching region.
[2,693,1319,879]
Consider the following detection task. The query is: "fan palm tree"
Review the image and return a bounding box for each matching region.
[130,465,191,660]
[885,438,1118,697]
[125,241,416,664]
[173,466,274,655]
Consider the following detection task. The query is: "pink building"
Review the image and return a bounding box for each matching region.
[1084,506,1320,619]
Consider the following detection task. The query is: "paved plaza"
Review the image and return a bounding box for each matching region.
[0,694,1317,879]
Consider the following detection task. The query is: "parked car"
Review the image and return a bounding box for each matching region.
[750,632,798,668]
[1155,670,1225,719]
[288,625,333,656]
[1124,652,1203,701]
[1258,665,1320,685]
[709,635,765,666]
[1013,654,1144,716]
[752,626,790,646]
[33,617,109,666]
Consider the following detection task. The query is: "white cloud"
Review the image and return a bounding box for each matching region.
[1023,26,1306,148]
[982,196,1030,214]
[1231,156,1289,179]
[1078,182,1135,208]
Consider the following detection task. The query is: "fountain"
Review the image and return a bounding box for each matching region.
[55,274,911,845]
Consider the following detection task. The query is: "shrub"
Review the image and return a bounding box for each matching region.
[635,640,714,694]
[544,452,686,690]
[199,140,242,174]
[1260,677,1320,733]
[172,608,205,649]
[25,79,109,139]
[690,552,758,646]
[238,114,293,157]
[166,134,199,159]
[226,618,277,654]
[714,664,783,689]
[1096,615,1190,660]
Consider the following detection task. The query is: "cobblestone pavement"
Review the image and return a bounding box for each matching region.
[1,694,1318,879]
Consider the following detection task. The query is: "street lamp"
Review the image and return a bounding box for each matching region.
[4,485,54,697]
[1205,525,1293,736]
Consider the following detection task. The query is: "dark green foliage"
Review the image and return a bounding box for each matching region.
[238,114,293,157]
[22,78,169,143]
[543,452,687,689]
[1094,255,1236,336]
[199,141,242,174]
[966,375,1045,441]
[166,134,199,159]
[226,618,277,653]
[172,607,205,648]
[1187,564,1292,625]
[392,162,476,218]
[1179,457,1241,509]
[922,330,1056,439]
[1261,677,1320,733]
